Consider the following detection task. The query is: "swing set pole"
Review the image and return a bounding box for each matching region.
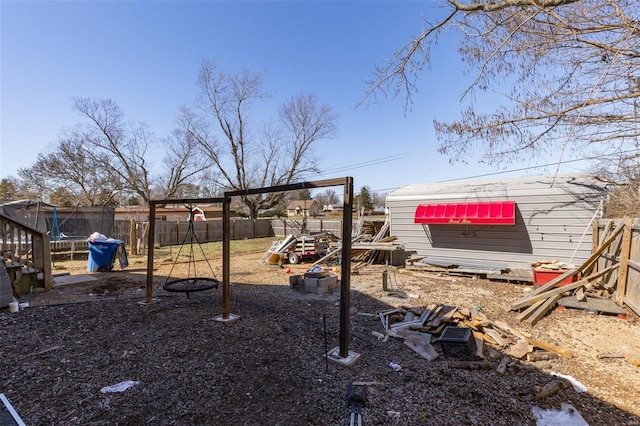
[146,204,157,304]
[222,195,232,319]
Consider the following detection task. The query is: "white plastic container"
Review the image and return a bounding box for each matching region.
[9,302,19,313]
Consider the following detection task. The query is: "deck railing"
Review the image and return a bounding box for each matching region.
[0,213,53,292]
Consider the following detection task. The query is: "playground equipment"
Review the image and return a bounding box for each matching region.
[162,205,219,297]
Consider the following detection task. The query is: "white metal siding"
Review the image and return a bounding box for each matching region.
[387,175,605,275]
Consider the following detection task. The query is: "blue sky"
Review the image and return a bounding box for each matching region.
[0,1,592,194]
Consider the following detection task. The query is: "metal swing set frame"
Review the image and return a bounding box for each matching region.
[144,177,357,362]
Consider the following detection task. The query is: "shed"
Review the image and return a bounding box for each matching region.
[386,174,607,281]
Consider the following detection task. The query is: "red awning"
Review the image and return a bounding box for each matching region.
[414,201,516,225]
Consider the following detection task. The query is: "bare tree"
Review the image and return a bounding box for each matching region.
[593,146,640,216]
[0,177,21,203]
[70,97,155,204]
[371,191,387,207]
[315,188,340,209]
[18,138,119,206]
[23,97,207,206]
[155,128,210,200]
[362,0,640,171]
[180,60,338,218]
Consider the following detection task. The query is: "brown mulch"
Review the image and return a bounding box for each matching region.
[1,251,640,425]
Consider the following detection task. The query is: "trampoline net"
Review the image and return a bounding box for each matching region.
[0,200,115,240]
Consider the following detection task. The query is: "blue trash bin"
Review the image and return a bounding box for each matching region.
[87,240,121,272]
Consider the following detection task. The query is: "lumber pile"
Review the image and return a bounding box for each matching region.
[315,216,405,270]
[371,302,573,369]
[510,218,631,326]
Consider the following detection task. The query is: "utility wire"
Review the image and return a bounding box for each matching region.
[302,143,639,197]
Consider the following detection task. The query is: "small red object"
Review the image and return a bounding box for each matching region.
[532,269,580,288]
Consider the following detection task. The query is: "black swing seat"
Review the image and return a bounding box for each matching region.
[162,277,219,294]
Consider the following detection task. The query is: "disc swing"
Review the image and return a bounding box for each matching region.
[162,204,219,297]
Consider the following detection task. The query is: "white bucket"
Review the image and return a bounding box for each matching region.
[9,302,19,313]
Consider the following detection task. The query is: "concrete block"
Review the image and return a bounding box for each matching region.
[318,275,338,292]
[315,285,329,295]
[304,277,318,287]
[303,275,337,295]
[331,280,340,291]
[289,275,305,291]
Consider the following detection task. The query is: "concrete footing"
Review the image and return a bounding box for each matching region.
[137,298,161,305]
[326,346,361,367]
[214,313,241,324]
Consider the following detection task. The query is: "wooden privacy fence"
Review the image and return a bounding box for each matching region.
[510,217,640,325]
[270,218,343,237]
[112,218,276,249]
[74,217,350,251]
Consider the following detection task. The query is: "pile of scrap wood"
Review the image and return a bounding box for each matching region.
[315,216,405,270]
[510,218,632,326]
[371,303,575,369]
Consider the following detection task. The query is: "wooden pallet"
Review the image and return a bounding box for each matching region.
[558,296,625,315]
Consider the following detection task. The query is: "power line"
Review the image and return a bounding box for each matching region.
[312,151,417,176]
[304,146,640,196]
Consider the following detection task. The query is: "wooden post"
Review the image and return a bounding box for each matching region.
[222,196,231,319]
[141,222,149,256]
[591,218,599,273]
[617,218,633,305]
[34,232,53,291]
[339,177,354,358]
[130,218,137,256]
[145,207,156,304]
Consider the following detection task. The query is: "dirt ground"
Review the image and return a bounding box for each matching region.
[2,248,640,425]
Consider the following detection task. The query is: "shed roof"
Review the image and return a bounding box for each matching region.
[387,174,606,202]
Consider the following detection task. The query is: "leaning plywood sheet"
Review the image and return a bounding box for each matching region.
[52,274,98,287]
